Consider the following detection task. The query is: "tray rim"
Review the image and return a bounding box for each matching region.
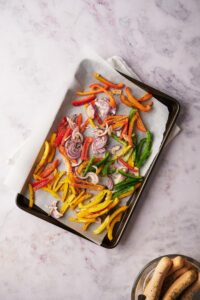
[16,72,180,248]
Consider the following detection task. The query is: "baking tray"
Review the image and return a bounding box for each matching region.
[16,72,180,248]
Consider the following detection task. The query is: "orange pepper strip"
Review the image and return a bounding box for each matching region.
[58,145,73,180]
[138,93,152,102]
[90,83,116,108]
[76,88,105,96]
[120,94,132,107]
[94,73,124,89]
[112,119,128,129]
[120,120,128,139]
[125,87,153,112]
[136,112,147,132]
[72,182,104,191]
[128,114,137,146]
[39,159,60,178]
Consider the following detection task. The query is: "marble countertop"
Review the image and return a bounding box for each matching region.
[1,1,200,299]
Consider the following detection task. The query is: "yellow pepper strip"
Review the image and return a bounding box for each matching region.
[107,198,119,210]
[96,166,103,175]
[42,187,61,200]
[62,180,69,202]
[88,118,95,128]
[69,217,96,223]
[47,133,57,163]
[77,160,89,174]
[70,193,92,210]
[79,190,110,209]
[33,174,42,181]
[118,190,134,200]
[34,141,50,174]
[128,152,134,167]
[93,216,110,235]
[107,213,122,241]
[60,194,75,215]
[82,222,91,231]
[113,145,132,160]
[70,185,76,195]
[53,171,66,191]
[46,169,58,189]
[109,206,128,224]
[28,184,34,208]
[70,191,85,207]
[54,181,64,192]
[77,199,113,218]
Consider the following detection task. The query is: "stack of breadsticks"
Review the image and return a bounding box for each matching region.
[143,256,200,300]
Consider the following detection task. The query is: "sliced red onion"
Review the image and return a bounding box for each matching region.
[86,104,95,119]
[95,97,110,118]
[116,131,121,137]
[92,135,108,151]
[111,145,121,155]
[66,141,82,159]
[106,176,114,190]
[72,127,83,142]
[94,123,110,137]
[92,147,106,155]
[113,173,124,184]
[75,172,99,184]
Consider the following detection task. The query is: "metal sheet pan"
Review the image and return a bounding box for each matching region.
[16,72,180,248]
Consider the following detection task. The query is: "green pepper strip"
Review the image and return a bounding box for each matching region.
[136,131,153,168]
[129,108,138,121]
[101,160,114,176]
[135,138,147,164]
[107,168,116,175]
[114,177,143,191]
[118,170,142,179]
[111,133,127,146]
[112,185,135,199]
[96,151,110,167]
[83,157,95,176]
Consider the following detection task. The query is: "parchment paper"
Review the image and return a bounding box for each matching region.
[5,51,177,245]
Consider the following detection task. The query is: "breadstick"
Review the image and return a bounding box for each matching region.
[162,270,197,300]
[167,256,185,275]
[144,256,172,300]
[180,272,200,300]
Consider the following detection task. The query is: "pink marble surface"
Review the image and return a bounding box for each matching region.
[0,1,200,299]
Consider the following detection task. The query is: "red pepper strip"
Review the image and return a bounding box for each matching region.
[125,87,153,112]
[89,83,116,108]
[76,113,82,127]
[58,145,73,175]
[80,119,89,133]
[94,73,124,89]
[39,159,60,178]
[76,88,106,96]
[32,174,55,191]
[72,95,95,106]
[54,117,68,147]
[136,112,147,132]
[128,114,137,146]
[81,137,93,160]
[118,158,138,173]
[91,102,103,125]
[120,120,128,139]
[138,93,152,102]
[61,127,73,146]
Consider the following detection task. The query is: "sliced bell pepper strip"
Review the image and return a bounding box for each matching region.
[120,120,128,139]
[32,174,55,191]
[28,184,34,208]
[136,131,153,168]
[81,137,93,160]
[111,119,128,130]
[79,190,110,209]
[61,127,73,146]
[47,133,57,163]
[138,93,152,102]
[39,159,60,178]
[120,94,132,107]
[112,186,135,199]
[125,87,153,112]
[34,141,50,174]
[77,160,89,175]
[88,118,96,128]
[107,213,122,241]
[135,138,146,164]
[96,151,110,167]
[89,83,116,108]
[54,117,68,147]
[52,171,66,191]
[72,95,95,106]
[112,145,131,160]
[109,206,128,224]
[136,112,147,132]
[70,193,92,210]
[114,177,143,192]
[76,88,105,96]
[72,182,104,191]
[101,160,114,176]
[80,118,89,133]
[60,194,75,215]
[69,217,96,224]
[118,190,134,200]
[83,157,95,176]
[69,191,85,208]
[111,132,127,146]
[128,113,137,146]
[118,169,142,179]
[76,113,82,127]
[62,180,69,202]
[93,216,110,235]
[94,73,124,89]
[118,158,139,173]
[91,102,103,125]
[58,145,73,175]
[77,199,113,217]
[42,187,61,200]
[82,222,92,231]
